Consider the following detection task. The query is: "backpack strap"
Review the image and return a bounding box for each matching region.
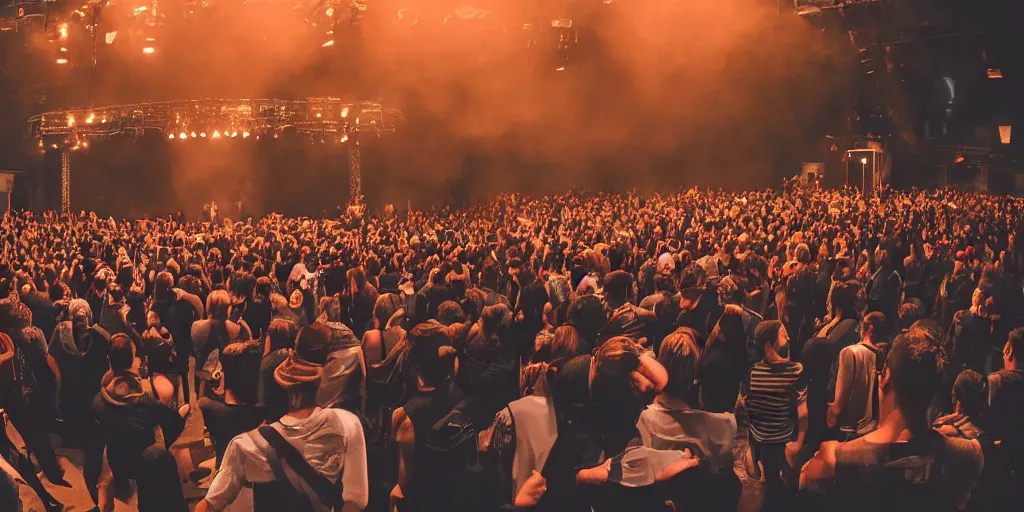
[247,429,299,505]
[256,425,344,510]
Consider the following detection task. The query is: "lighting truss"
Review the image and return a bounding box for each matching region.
[26,98,404,143]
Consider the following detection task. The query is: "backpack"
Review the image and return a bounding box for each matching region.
[419,401,487,512]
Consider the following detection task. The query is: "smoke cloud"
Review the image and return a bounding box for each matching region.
[42,0,855,213]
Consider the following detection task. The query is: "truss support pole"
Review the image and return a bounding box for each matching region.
[61,150,71,214]
[348,141,362,204]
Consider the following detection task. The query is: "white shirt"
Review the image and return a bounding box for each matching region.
[205,407,369,511]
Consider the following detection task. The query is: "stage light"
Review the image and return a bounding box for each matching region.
[67,115,75,127]
[200,132,207,138]
[51,144,58,149]
[143,47,155,54]
[143,37,156,55]
[340,134,349,143]
[59,23,69,40]
[341,107,349,118]
[242,132,250,138]
[556,67,565,71]
[179,132,187,139]
[56,58,69,65]
[860,157,867,165]
[38,140,44,148]
[231,131,238,138]
[326,7,335,16]
[190,131,197,138]
[212,130,221,138]
[169,133,175,139]
[322,40,335,48]
[316,112,322,118]
[81,141,89,148]
[86,113,95,124]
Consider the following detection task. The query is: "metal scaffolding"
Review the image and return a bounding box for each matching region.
[61,151,71,213]
[348,141,362,204]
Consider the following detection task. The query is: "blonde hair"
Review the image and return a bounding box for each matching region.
[206,290,231,320]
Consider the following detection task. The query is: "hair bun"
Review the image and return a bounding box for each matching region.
[437,345,457,359]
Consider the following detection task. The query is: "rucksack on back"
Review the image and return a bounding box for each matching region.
[422,404,487,512]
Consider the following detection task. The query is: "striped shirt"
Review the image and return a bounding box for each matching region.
[745,360,807,444]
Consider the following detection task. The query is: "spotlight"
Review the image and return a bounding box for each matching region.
[316,112,322,118]
[59,22,69,40]
[231,131,238,138]
[169,133,175,139]
[86,113,95,124]
[200,132,207,137]
[67,115,75,127]
[81,141,89,148]
[190,131,197,138]
[143,37,156,55]
[56,58,69,65]
[212,130,221,138]
[143,47,155,54]
[242,132,250,138]
[322,40,335,48]
[341,107,349,118]
[340,134,349,143]
[179,132,187,139]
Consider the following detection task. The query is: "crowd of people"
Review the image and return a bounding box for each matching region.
[0,183,1022,512]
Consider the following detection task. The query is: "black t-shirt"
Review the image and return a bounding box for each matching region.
[198,397,265,465]
[257,349,290,422]
[242,298,272,340]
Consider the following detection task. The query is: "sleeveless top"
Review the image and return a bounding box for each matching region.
[507,395,558,499]
[830,431,983,512]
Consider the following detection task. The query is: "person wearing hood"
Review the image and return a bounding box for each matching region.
[91,333,190,512]
[47,298,111,440]
[315,298,366,414]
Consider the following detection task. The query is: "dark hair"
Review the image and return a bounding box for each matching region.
[437,301,466,327]
[108,333,135,375]
[295,323,332,365]
[885,329,947,431]
[154,271,174,300]
[143,328,177,375]
[654,274,677,294]
[591,337,646,411]
[480,303,512,338]
[408,322,455,387]
[952,369,987,418]
[862,312,887,339]
[897,299,926,332]
[229,272,256,300]
[753,320,783,361]
[831,281,860,319]
[659,327,700,400]
[220,341,262,404]
[603,270,632,301]
[266,319,298,353]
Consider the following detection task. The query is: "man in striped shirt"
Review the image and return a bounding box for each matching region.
[743,320,808,510]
